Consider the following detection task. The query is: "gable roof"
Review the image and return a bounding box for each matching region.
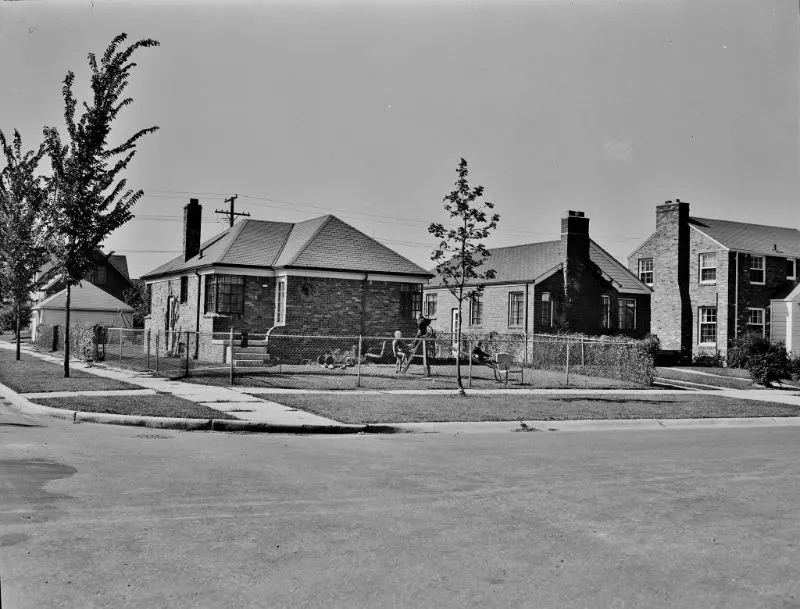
[107,255,130,279]
[33,281,133,312]
[689,217,800,258]
[428,239,650,294]
[142,215,431,280]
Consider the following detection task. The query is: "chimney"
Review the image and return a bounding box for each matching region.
[560,210,600,331]
[183,198,202,262]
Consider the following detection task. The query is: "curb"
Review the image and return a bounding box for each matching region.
[0,382,395,435]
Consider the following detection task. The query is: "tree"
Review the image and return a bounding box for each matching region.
[428,158,499,396]
[0,130,51,360]
[122,282,150,328]
[43,33,159,377]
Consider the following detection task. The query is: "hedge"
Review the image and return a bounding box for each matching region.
[33,322,100,361]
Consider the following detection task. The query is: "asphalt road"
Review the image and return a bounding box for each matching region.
[1,400,799,609]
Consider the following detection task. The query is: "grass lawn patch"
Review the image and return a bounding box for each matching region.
[266,392,800,424]
[31,394,238,419]
[0,349,138,393]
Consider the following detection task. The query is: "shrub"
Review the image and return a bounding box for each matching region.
[727,332,766,369]
[693,351,724,367]
[33,322,98,361]
[0,305,32,332]
[33,323,56,351]
[786,353,800,382]
[746,343,791,387]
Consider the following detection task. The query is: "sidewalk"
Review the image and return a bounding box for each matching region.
[2,341,799,434]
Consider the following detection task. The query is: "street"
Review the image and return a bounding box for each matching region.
[1,401,799,608]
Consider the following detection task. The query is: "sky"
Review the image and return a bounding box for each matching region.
[0,0,797,279]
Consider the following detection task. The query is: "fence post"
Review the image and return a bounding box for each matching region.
[229,328,235,386]
[146,330,151,370]
[356,335,363,388]
[565,343,571,386]
[118,329,122,365]
[184,331,190,377]
[581,338,585,368]
[422,338,429,377]
[468,338,473,388]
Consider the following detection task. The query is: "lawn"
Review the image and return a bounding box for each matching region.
[0,349,138,393]
[31,394,238,419]
[265,392,800,424]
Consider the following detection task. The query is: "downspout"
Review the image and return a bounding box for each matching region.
[734,251,739,339]
[524,282,529,334]
[361,272,368,335]
[194,270,202,359]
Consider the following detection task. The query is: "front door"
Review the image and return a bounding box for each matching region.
[451,308,460,349]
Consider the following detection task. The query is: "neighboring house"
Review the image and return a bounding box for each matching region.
[35,250,135,305]
[424,211,651,338]
[31,281,133,341]
[628,199,800,359]
[140,199,432,357]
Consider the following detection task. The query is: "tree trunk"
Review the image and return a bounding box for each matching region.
[456,302,465,396]
[64,282,71,378]
[15,303,21,361]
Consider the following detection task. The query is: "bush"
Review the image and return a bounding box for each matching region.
[786,354,800,382]
[693,351,724,367]
[0,305,32,332]
[728,333,791,387]
[33,322,99,361]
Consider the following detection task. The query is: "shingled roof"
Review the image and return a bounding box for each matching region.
[429,239,650,295]
[689,217,800,258]
[142,215,431,280]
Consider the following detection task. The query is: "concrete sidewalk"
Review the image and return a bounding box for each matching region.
[2,340,800,434]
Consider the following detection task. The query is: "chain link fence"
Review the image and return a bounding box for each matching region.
[95,328,655,389]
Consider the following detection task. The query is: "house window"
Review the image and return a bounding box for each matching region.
[95,264,107,285]
[787,258,796,280]
[698,307,717,344]
[399,284,422,319]
[746,308,765,337]
[469,293,483,326]
[618,298,636,330]
[750,255,765,284]
[638,258,653,286]
[699,253,716,284]
[204,275,245,315]
[541,292,553,327]
[424,293,437,318]
[601,295,611,329]
[508,292,524,327]
[274,277,287,325]
[179,276,188,304]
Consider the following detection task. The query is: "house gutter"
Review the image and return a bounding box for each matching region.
[361,272,368,335]
[524,283,529,333]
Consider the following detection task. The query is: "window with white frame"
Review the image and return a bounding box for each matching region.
[508,292,524,327]
[787,258,796,280]
[540,292,553,327]
[618,298,636,330]
[424,293,437,318]
[749,255,765,284]
[698,307,717,344]
[601,295,611,329]
[699,253,717,284]
[469,293,483,326]
[274,277,287,325]
[746,308,765,336]
[638,258,653,286]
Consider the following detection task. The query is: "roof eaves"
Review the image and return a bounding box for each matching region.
[590,239,652,292]
[533,263,563,284]
[628,231,657,261]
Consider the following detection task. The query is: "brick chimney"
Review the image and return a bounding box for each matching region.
[652,199,691,357]
[183,198,202,262]
[560,210,600,331]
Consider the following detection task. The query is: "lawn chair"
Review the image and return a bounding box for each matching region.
[364,340,388,363]
[492,352,524,386]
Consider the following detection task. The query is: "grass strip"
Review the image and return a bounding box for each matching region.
[265,393,800,424]
[31,394,238,419]
[0,349,138,393]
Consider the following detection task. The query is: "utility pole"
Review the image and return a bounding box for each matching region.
[215,194,250,227]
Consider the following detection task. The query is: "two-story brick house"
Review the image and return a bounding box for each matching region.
[141,199,432,357]
[424,211,651,338]
[629,200,800,360]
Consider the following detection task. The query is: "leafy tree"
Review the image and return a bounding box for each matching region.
[0,130,51,360]
[122,283,150,328]
[429,158,499,395]
[43,33,159,377]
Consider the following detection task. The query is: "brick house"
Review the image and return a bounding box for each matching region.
[141,199,432,358]
[628,200,800,360]
[423,211,651,338]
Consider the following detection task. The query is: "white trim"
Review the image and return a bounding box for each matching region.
[637,258,653,287]
[274,277,287,327]
[275,268,430,283]
[698,306,718,345]
[689,224,730,251]
[698,252,718,285]
[787,258,796,280]
[746,307,766,337]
